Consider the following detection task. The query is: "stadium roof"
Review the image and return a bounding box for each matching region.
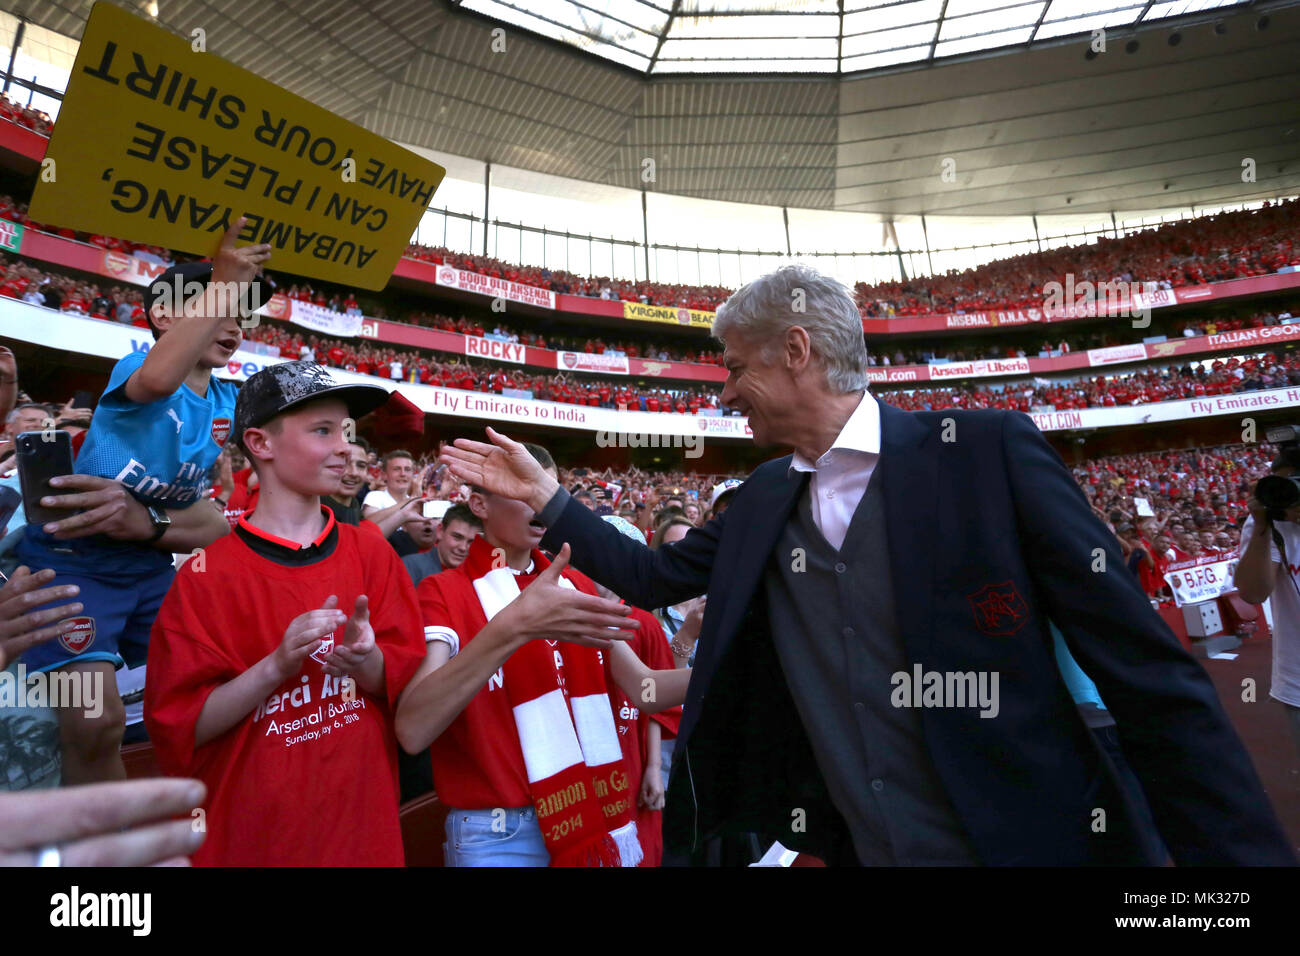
[451,0,1255,75]
[17,0,1300,216]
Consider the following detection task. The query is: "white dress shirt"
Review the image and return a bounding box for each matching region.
[787,390,882,552]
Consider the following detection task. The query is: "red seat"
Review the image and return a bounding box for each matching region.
[399,792,450,867]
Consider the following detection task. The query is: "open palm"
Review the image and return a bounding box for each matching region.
[440,427,545,502]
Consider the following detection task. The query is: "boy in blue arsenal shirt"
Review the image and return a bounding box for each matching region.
[19,218,273,783]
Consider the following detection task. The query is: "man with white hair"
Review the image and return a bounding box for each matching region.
[442,263,1292,866]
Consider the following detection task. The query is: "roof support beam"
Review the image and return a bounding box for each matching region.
[649,0,681,74]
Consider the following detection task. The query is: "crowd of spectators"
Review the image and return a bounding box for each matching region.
[0,256,146,322]
[10,241,1300,418]
[405,244,730,313]
[0,195,171,263]
[878,351,1300,413]
[242,320,726,413]
[1077,443,1279,603]
[0,94,52,137]
[407,200,1300,317]
[869,303,1297,367]
[855,200,1300,318]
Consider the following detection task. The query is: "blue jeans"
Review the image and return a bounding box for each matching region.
[443,806,549,867]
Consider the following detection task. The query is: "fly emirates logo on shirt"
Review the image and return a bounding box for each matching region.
[253,671,367,749]
[112,458,209,505]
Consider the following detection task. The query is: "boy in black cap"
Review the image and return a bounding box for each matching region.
[144,361,429,865]
[17,218,271,783]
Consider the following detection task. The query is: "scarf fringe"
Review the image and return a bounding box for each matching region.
[610,821,643,867]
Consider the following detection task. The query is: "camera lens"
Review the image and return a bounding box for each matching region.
[1256,474,1300,510]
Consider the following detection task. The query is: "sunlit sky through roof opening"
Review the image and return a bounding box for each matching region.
[460,0,1250,73]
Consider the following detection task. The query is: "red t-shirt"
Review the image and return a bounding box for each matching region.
[145,512,427,866]
[215,466,254,527]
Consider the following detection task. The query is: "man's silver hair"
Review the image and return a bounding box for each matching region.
[712,263,869,393]
[6,403,48,425]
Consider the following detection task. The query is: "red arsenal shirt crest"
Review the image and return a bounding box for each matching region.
[211,417,231,447]
[967,580,1029,636]
[58,616,96,655]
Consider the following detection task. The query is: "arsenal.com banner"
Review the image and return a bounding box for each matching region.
[1164,554,1239,607]
[556,351,631,375]
[434,264,556,310]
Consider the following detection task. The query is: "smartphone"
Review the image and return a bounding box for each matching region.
[72,390,96,411]
[16,430,75,527]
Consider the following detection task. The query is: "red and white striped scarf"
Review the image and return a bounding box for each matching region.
[464,541,641,867]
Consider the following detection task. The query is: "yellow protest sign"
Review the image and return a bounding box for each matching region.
[29,1,444,290]
[622,301,715,329]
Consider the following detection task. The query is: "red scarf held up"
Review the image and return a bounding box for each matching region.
[462,537,640,866]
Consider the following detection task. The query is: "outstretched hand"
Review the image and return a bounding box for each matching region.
[440,427,559,513]
[505,543,639,649]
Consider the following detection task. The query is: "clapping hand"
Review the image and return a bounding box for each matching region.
[321,595,378,679]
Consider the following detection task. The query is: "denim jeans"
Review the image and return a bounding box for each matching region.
[443,806,549,867]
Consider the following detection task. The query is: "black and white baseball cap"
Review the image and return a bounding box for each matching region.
[234,360,391,451]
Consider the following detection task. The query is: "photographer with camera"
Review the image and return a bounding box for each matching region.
[1234,426,1300,759]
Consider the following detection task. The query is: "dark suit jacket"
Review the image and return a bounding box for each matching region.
[540,405,1295,865]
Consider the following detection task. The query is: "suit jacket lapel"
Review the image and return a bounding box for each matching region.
[877,403,937,665]
[682,461,808,740]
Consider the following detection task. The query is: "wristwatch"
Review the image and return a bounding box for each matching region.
[146,505,172,542]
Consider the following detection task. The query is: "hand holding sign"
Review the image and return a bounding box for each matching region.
[28,2,444,290]
[211,216,272,286]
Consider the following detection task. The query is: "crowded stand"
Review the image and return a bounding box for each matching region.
[854,199,1300,317]
[9,239,1300,419]
[876,352,1300,413]
[0,93,52,137]
[396,199,1300,316]
[868,302,1297,367]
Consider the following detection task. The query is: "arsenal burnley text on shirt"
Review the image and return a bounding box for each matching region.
[253,672,368,746]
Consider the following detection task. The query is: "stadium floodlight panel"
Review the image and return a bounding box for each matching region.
[461,0,1253,73]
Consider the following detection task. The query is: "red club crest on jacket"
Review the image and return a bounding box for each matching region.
[966,581,1029,636]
